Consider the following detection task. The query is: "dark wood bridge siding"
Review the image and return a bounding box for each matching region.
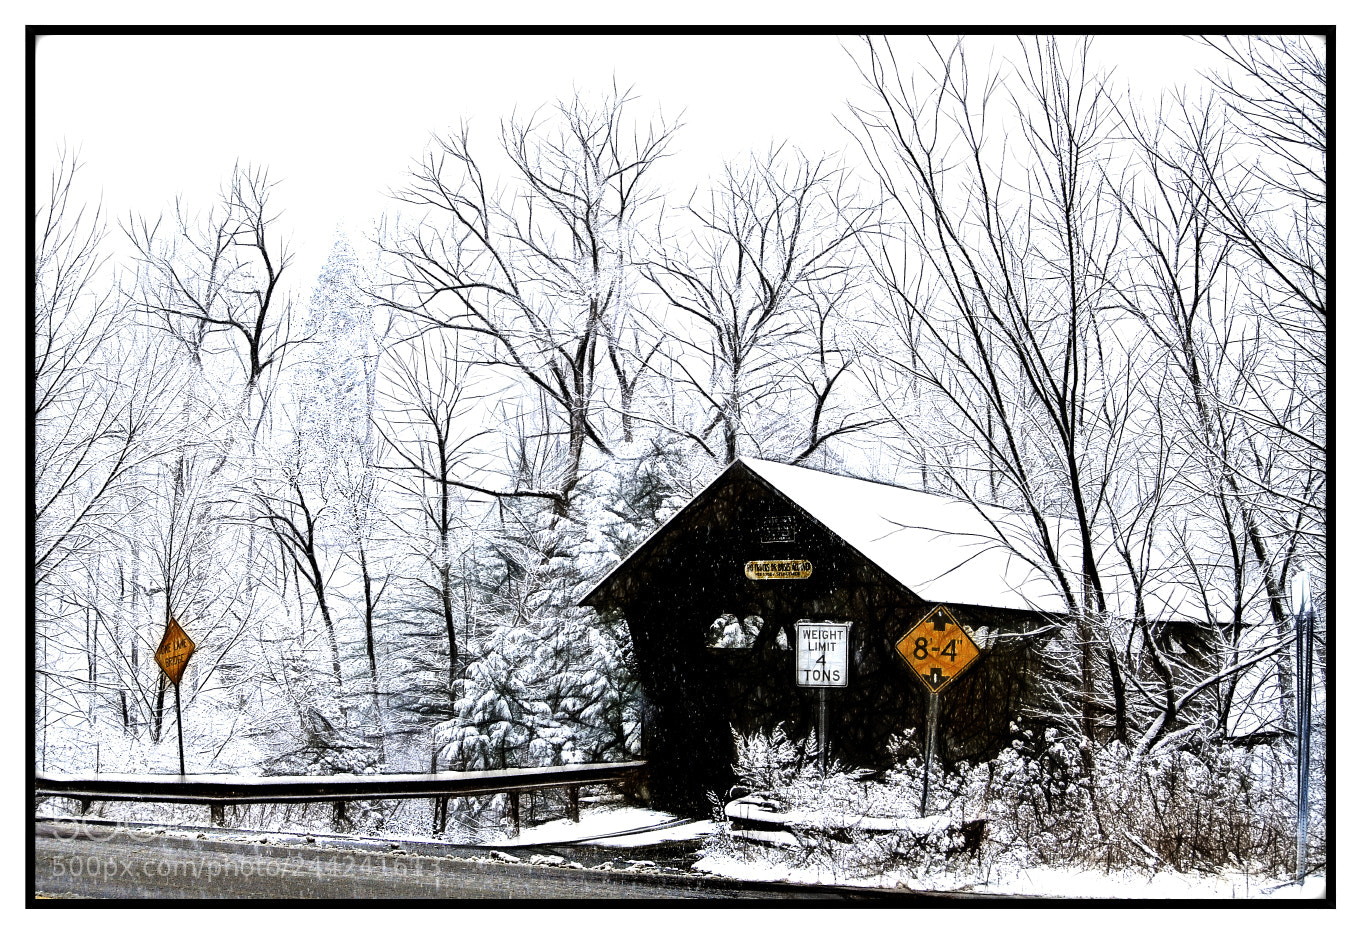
[587,463,1050,815]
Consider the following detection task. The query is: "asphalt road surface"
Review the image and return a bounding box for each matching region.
[34,819,936,901]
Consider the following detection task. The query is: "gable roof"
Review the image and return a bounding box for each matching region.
[584,457,1205,621]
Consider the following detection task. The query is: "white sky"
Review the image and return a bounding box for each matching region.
[32,32,1231,289]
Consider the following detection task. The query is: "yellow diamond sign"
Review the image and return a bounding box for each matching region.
[895,605,980,693]
[155,617,196,686]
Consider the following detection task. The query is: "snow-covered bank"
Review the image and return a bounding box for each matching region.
[482,805,717,847]
[693,852,1327,900]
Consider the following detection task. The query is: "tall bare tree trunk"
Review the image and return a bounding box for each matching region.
[358,543,387,764]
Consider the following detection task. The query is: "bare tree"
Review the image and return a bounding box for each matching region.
[1194,38,1328,727]
[1118,35,1326,731]
[787,276,888,465]
[252,444,344,692]
[644,147,879,465]
[332,439,392,758]
[383,87,679,514]
[121,163,351,765]
[35,154,189,770]
[850,35,1314,758]
[35,153,181,592]
[125,163,308,437]
[1195,36,1324,330]
[375,333,489,708]
[850,36,1139,742]
[136,446,257,750]
[1159,35,1326,584]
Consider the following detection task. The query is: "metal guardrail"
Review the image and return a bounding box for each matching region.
[35,761,648,833]
[35,762,646,805]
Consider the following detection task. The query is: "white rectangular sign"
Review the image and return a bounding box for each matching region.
[796,620,851,688]
[1291,570,1313,617]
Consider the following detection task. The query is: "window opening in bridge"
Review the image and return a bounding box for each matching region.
[707,614,763,649]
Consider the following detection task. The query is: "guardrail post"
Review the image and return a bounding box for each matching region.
[508,792,520,835]
[432,795,448,835]
[569,786,580,822]
[211,804,224,827]
[77,798,90,816]
[617,769,648,805]
[333,800,346,831]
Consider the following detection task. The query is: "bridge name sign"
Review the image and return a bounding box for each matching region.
[744,559,813,580]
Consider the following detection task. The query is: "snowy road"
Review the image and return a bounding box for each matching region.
[33,820,940,900]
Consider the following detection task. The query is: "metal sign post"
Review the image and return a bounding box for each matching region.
[155,617,197,777]
[921,692,941,817]
[1291,571,1314,886]
[895,605,982,816]
[174,681,185,777]
[819,688,829,776]
[795,620,852,776]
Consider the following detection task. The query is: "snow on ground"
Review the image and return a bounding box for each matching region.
[38,795,1326,900]
[485,805,716,847]
[36,797,717,851]
[693,851,1327,900]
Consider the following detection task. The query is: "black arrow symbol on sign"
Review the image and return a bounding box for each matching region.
[927,668,946,688]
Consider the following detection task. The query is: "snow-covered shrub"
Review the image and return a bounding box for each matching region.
[955,722,1298,874]
[1083,734,1298,873]
[707,722,1300,883]
[705,726,982,880]
[730,725,820,792]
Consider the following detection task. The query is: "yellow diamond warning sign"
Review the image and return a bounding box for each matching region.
[895,605,979,693]
[155,617,196,686]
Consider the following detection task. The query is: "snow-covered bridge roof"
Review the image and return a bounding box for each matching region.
[585,457,1203,621]
[749,458,1208,619]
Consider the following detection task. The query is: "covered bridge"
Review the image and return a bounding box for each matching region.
[580,457,1201,814]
